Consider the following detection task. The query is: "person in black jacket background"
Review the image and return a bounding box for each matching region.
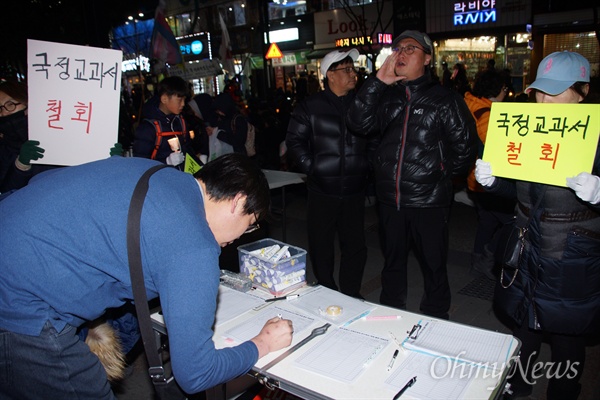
[286,49,375,298]
[346,31,477,318]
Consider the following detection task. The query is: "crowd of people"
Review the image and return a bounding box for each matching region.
[0,29,598,400]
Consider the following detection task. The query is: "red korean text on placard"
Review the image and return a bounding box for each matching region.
[539,142,560,169]
[506,141,522,166]
[71,102,93,134]
[46,100,63,130]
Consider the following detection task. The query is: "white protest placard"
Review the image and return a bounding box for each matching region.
[27,39,123,166]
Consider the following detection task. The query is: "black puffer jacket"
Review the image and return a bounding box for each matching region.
[286,88,374,196]
[347,74,477,208]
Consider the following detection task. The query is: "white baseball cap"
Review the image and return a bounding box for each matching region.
[320,48,359,77]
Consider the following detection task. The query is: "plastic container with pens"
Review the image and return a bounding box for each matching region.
[238,238,307,296]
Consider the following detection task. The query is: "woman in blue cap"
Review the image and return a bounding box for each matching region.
[475,51,599,399]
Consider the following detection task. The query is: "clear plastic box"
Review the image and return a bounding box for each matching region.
[238,238,307,295]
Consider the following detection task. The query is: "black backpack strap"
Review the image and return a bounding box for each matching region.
[126,164,170,385]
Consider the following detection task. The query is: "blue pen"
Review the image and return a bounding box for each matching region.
[342,310,372,327]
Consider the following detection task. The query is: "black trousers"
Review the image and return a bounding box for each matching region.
[307,190,367,297]
[378,204,451,319]
[471,191,515,256]
[509,323,585,400]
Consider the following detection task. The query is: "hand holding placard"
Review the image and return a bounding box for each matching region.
[566,172,600,204]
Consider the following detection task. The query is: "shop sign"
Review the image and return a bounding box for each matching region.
[122,55,150,73]
[377,33,393,45]
[454,0,496,26]
[271,51,309,66]
[314,2,392,48]
[335,36,373,47]
[426,0,530,33]
[168,59,223,80]
[177,33,210,62]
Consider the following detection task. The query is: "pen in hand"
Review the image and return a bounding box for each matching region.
[387,349,399,372]
[393,376,417,400]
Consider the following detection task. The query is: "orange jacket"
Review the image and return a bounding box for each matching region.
[464,92,492,192]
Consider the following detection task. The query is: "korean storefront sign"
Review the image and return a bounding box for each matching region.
[168,59,223,80]
[27,39,122,166]
[483,103,600,187]
[314,2,393,49]
[426,0,530,33]
[453,0,496,26]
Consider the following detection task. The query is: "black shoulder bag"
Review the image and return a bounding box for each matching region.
[127,164,187,400]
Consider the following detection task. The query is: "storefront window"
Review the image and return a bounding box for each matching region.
[219,2,248,27]
[543,32,599,79]
[435,37,497,83]
[269,1,307,20]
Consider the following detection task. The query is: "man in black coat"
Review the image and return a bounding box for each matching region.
[347,31,477,318]
[286,49,374,298]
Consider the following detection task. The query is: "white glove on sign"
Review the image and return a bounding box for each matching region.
[475,159,496,187]
[166,152,185,166]
[566,172,600,204]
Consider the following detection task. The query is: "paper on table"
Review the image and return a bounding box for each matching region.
[215,286,264,327]
[402,320,515,370]
[286,285,375,326]
[223,305,315,343]
[385,351,472,400]
[294,327,389,383]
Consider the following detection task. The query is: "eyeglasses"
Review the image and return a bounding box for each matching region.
[244,223,260,235]
[392,45,426,55]
[330,66,357,74]
[0,100,21,113]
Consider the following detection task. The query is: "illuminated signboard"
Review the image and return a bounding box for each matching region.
[377,33,393,45]
[454,0,497,26]
[335,36,373,47]
[177,33,210,61]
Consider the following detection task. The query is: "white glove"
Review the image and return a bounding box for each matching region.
[474,159,496,187]
[166,151,185,166]
[566,172,600,204]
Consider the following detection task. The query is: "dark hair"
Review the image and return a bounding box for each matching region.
[472,68,505,99]
[571,82,589,99]
[323,55,354,89]
[529,81,589,100]
[157,76,189,98]
[195,153,270,220]
[0,80,28,104]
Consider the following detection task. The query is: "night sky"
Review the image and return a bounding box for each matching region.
[0,0,159,76]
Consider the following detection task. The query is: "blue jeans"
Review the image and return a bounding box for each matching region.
[0,322,115,399]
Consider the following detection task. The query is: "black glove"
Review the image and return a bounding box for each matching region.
[110,143,123,157]
[18,140,45,165]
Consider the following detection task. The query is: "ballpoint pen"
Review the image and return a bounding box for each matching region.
[387,349,399,372]
[265,294,300,302]
[393,376,417,400]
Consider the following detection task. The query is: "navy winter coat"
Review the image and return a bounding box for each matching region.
[489,147,600,335]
